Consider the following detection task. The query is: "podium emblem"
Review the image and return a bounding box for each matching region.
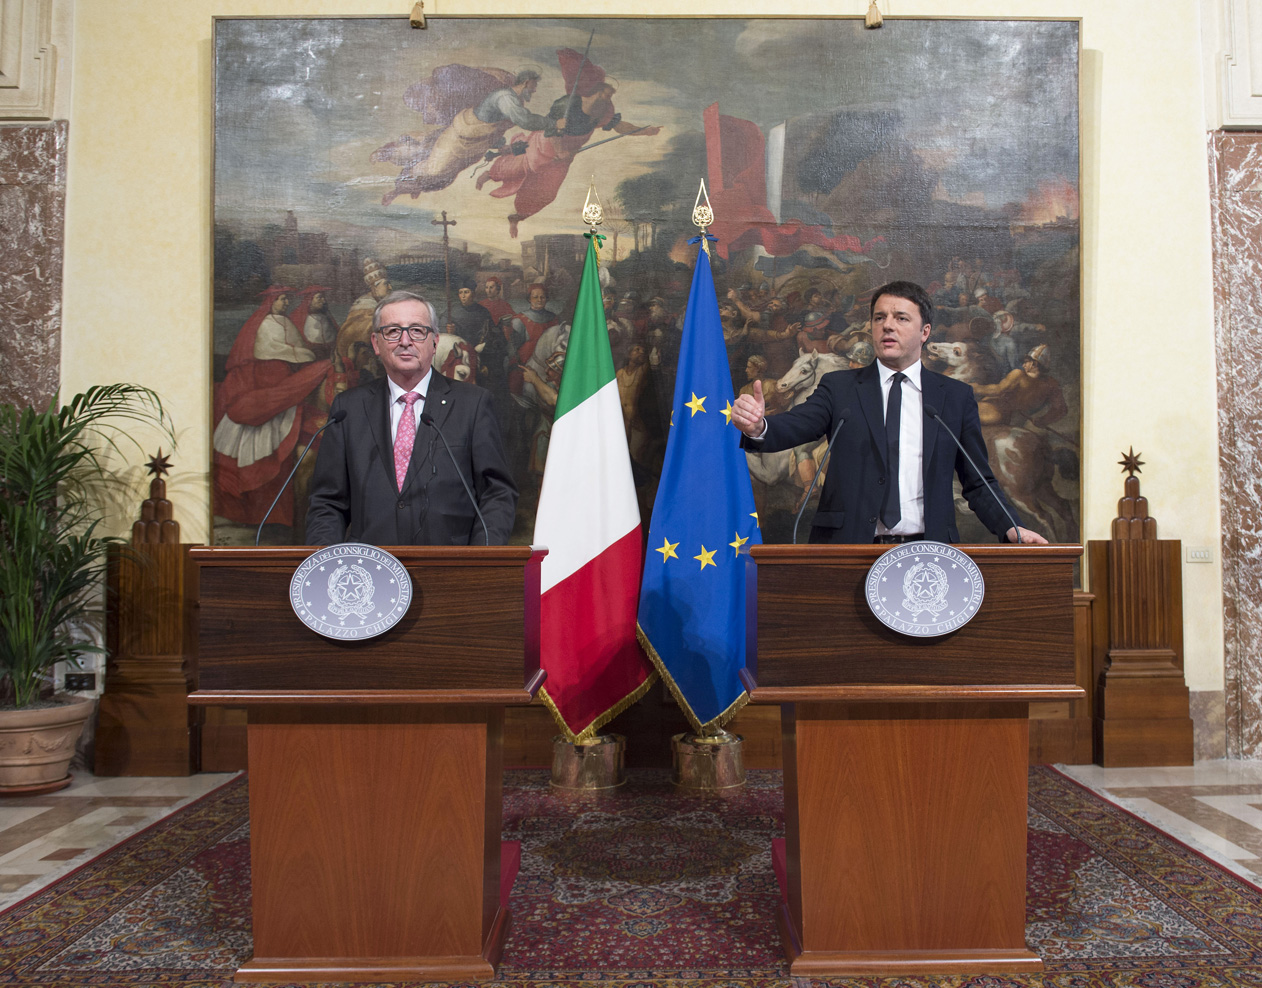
[290,543,413,640]
[865,541,984,637]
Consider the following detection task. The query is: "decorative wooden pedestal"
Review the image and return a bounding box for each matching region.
[1089,455,1193,766]
[98,463,197,776]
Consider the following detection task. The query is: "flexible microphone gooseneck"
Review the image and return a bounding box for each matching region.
[923,403,1024,544]
[255,408,347,546]
[420,410,490,546]
[791,407,851,545]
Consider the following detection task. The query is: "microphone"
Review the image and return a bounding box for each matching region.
[792,407,851,545]
[256,408,346,546]
[923,403,1024,544]
[420,410,490,546]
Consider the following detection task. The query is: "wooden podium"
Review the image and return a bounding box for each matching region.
[743,544,1083,978]
[188,546,545,984]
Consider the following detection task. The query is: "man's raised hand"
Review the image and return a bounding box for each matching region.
[732,379,767,438]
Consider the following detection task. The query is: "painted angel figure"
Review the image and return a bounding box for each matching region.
[475,47,661,238]
[373,65,559,205]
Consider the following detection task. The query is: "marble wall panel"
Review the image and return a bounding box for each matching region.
[0,121,66,410]
[1191,690,1227,760]
[1210,131,1262,757]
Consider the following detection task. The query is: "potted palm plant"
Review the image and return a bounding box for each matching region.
[0,385,173,794]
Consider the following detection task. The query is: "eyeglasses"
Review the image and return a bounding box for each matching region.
[377,324,434,343]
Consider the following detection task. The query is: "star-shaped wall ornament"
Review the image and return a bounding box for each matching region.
[1118,447,1144,477]
[146,449,173,478]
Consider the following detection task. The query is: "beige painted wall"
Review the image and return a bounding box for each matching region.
[61,0,1224,690]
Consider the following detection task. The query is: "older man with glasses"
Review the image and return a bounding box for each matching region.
[306,290,518,546]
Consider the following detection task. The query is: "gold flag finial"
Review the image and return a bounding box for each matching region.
[582,177,606,264]
[582,176,605,229]
[692,178,714,230]
[692,179,715,258]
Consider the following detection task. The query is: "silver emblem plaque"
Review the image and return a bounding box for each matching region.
[865,541,985,638]
[290,543,413,640]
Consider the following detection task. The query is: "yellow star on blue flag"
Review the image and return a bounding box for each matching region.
[637,237,762,733]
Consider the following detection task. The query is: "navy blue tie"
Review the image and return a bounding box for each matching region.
[882,372,905,529]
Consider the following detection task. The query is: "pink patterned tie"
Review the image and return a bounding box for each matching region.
[394,391,422,491]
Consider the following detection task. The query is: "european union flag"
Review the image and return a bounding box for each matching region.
[636,238,762,732]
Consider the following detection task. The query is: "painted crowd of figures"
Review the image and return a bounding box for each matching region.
[212,249,1077,547]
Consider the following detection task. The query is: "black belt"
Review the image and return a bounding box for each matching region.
[873,533,925,544]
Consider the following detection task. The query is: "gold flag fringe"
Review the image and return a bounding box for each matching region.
[537,666,659,744]
[636,623,750,735]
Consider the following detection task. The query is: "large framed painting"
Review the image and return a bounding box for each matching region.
[211,16,1080,547]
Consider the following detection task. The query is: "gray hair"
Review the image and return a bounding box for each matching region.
[371,290,439,334]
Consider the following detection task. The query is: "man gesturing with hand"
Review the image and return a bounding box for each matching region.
[734,280,1047,546]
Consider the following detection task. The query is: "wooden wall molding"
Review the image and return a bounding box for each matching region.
[0,0,57,120]
[1218,0,1262,127]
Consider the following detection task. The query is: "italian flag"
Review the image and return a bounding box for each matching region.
[533,234,656,740]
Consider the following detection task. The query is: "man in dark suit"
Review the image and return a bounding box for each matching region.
[306,290,517,546]
[732,280,1047,546]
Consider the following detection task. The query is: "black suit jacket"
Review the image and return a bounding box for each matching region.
[305,373,518,546]
[743,363,1019,544]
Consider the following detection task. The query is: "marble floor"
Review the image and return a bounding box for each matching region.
[0,769,238,912]
[1059,759,1262,887]
[2,762,1262,914]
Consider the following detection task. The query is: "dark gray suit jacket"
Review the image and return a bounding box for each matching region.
[305,373,517,546]
[742,362,1019,544]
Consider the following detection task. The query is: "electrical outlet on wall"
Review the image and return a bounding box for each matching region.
[64,673,96,691]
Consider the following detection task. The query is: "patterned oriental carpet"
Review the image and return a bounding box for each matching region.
[2,767,1262,987]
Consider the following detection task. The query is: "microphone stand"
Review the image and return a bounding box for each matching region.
[791,408,851,545]
[421,411,490,546]
[924,403,1024,544]
[255,409,346,546]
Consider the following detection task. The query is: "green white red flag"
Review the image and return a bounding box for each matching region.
[533,233,656,740]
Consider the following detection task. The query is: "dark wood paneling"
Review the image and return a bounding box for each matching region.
[503,703,557,768]
[750,545,1079,689]
[501,690,783,770]
[199,707,248,772]
[748,683,1080,702]
[1028,590,1094,764]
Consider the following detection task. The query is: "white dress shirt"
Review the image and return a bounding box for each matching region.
[875,360,925,537]
[386,369,433,442]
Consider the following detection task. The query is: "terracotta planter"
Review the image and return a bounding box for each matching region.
[0,694,94,794]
